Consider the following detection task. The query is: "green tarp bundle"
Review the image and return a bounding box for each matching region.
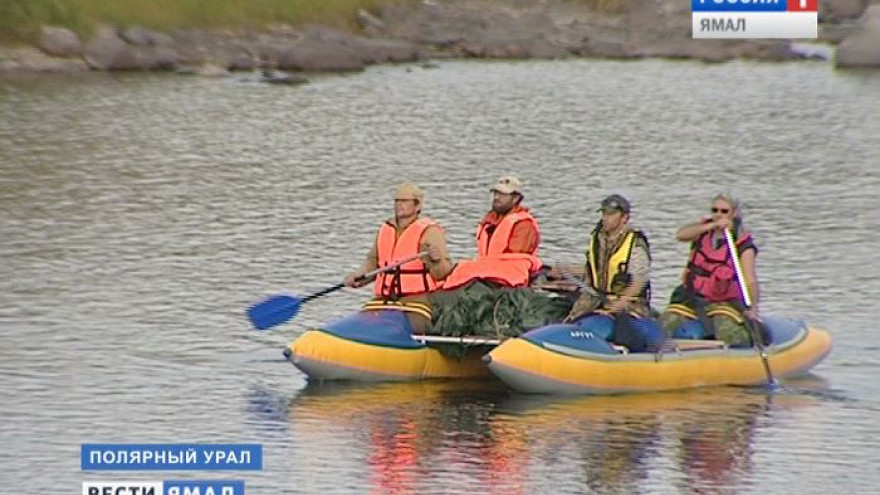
[429,281,573,339]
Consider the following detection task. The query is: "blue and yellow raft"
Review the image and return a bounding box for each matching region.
[285,310,493,381]
[485,315,832,394]
[286,310,831,393]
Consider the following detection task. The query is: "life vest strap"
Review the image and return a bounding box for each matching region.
[685,261,712,277]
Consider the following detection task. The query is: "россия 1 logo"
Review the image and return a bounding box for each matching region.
[692,0,818,39]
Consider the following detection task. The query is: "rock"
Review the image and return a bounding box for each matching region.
[84,26,139,70]
[576,38,638,59]
[0,46,89,72]
[38,26,83,58]
[121,26,176,46]
[836,5,880,67]
[630,40,732,62]
[821,0,868,22]
[271,28,402,71]
[85,26,180,70]
[623,0,692,46]
[141,46,180,70]
[276,38,365,72]
[299,26,421,63]
[5,0,855,74]
[356,9,386,36]
[820,22,862,43]
[461,35,570,59]
[350,37,422,63]
[520,37,572,59]
[377,3,494,47]
[197,64,230,77]
[228,53,259,71]
[371,3,572,60]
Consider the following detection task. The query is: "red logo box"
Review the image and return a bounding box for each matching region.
[788,0,818,12]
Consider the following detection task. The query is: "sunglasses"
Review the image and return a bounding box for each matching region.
[711,207,730,214]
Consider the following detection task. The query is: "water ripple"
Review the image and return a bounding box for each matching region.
[2,60,879,493]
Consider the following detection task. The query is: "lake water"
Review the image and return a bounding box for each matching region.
[2,58,879,494]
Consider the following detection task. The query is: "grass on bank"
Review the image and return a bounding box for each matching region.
[0,0,627,42]
[0,0,417,41]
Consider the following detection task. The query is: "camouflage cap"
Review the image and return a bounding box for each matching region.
[598,194,631,214]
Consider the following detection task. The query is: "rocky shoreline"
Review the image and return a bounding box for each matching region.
[2,0,878,75]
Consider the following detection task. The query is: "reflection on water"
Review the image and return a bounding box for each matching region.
[275,381,820,495]
[3,59,880,493]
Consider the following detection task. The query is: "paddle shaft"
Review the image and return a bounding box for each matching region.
[303,251,427,302]
[556,268,585,289]
[358,251,427,284]
[725,228,754,308]
[301,283,345,303]
[248,251,429,330]
[724,228,776,385]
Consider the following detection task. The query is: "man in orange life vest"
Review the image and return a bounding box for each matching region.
[441,175,543,290]
[343,183,454,334]
[659,193,760,346]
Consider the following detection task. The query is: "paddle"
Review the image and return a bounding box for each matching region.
[247,252,426,330]
[724,228,777,388]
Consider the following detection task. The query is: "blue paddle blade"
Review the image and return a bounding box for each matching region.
[247,295,302,330]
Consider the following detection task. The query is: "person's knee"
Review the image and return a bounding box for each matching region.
[659,311,686,335]
[406,312,430,334]
[713,317,750,346]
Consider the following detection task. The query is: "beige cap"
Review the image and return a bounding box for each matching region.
[394,182,424,201]
[490,175,523,195]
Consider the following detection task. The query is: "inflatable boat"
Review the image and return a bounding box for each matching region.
[285,310,496,381]
[485,314,832,394]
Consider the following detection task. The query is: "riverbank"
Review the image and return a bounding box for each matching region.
[1,0,878,74]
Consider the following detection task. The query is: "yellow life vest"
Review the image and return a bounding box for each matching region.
[586,227,648,300]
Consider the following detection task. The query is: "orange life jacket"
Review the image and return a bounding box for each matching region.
[476,210,540,257]
[442,210,543,290]
[684,226,755,303]
[374,218,439,299]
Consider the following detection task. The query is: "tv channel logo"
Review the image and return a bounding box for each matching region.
[81,444,262,471]
[692,0,818,39]
[82,480,245,495]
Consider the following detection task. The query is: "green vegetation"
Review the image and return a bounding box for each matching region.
[0,0,628,42]
[0,0,413,41]
[586,0,627,13]
[1,0,89,40]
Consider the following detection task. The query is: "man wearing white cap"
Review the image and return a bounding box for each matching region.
[442,175,542,290]
[344,182,454,333]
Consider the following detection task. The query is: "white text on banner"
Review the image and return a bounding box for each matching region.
[693,12,817,38]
